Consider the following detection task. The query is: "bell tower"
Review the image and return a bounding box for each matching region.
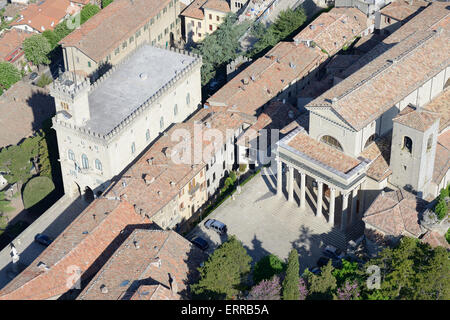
[50,72,91,127]
[389,105,440,198]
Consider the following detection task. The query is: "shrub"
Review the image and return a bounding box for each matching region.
[446,228,450,245]
[239,164,247,172]
[229,171,237,183]
[247,276,282,300]
[435,199,448,220]
[253,254,286,284]
[22,176,55,209]
[36,74,53,88]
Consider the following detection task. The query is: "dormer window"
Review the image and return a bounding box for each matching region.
[403,136,413,153]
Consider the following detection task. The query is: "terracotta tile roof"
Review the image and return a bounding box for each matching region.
[363,189,427,237]
[202,0,230,12]
[11,0,75,32]
[286,130,361,174]
[60,0,171,62]
[237,101,300,146]
[306,24,450,131]
[104,109,254,220]
[423,88,450,133]
[393,105,440,132]
[433,130,450,185]
[0,28,33,62]
[380,0,429,21]
[0,199,151,300]
[342,2,449,79]
[77,229,206,300]
[360,134,392,182]
[207,40,326,115]
[181,0,207,20]
[293,7,368,56]
[421,230,450,249]
[2,3,26,18]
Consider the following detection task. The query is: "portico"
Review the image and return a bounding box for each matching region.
[276,127,370,231]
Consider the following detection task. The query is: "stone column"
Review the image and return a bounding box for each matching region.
[351,188,358,225]
[288,166,294,203]
[328,187,336,226]
[300,172,306,209]
[316,181,323,218]
[277,158,282,197]
[341,192,349,231]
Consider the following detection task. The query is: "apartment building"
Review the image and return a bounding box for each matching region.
[59,0,182,77]
[181,0,230,43]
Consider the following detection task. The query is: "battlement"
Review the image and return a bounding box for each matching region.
[50,73,90,103]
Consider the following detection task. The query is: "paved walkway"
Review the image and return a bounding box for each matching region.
[188,167,348,272]
[0,195,88,289]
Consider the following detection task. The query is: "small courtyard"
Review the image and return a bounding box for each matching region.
[188,166,352,272]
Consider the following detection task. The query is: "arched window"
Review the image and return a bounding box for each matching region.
[364,134,377,149]
[427,135,433,151]
[160,116,164,130]
[403,136,413,153]
[146,129,150,141]
[320,135,343,151]
[68,149,75,161]
[131,142,136,154]
[186,93,190,105]
[81,154,89,169]
[95,159,102,171]
[174,104,178,116]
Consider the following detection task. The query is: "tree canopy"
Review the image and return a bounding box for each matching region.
[0,62,21,93]
[191,235,252,299]
[253,254,286,285]
[282,249,300,300]
[23,35,51,67]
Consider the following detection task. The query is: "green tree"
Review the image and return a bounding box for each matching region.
[23,35,51,68]
[53,21,72,41]
[191,236,252,299]
[42,30,59,49]
[253,254,286,284]
[307,260,337,300]
[0,62,21,92]
[332,259,363,287]
[282,249,300,300]
[435,199,448,220]
[102,0,114,8]
[80,4,100,24]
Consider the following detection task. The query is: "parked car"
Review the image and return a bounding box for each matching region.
[310,266,321,275]
[191,236,209,251]
[34,233,53,246]
[204,219,227,235]
[29,72,38,81]
[323,245,345,260]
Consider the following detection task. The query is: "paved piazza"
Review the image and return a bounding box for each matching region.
[188,167,346,273]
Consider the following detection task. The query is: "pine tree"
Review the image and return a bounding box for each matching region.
[308,260,337,300]
[282,249,300,300]
[191,236,252,299]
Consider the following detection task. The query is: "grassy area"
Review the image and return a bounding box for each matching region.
[22,176,55,209]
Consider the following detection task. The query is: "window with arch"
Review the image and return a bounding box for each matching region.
[95,159,102,171]
[403,136,413,153]
[146,129,150,141]
[174,104,178,116]
[160,116,164,130]
[81,154,89,169]
[364,134,377,149]
[186,93,190,105]
[320,135,343,151]
[68,149,75,161]
[427,135,433,151]
[131,142,136,154]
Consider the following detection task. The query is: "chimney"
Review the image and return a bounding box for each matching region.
[100,284,108,294]
[147,157,154,165]
[133,240,140,249]
[144,174,155,185]
[170,276,178,296]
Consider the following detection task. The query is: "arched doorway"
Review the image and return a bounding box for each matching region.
[169,32,175,47]
[84,186,94,203]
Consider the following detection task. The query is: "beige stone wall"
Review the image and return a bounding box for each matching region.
[53,58,202,197]
[176,167,207,223]
[183,8,228,43]
[63,0,182,75]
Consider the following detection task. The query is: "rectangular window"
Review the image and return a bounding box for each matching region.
[198,21,201,28]
[61,102,69,110]
[129,36,134,43]
[176,18,180,24]
[209,14,212,19]
[88,61,91,68]
[163,7,167,14]
[164,27,168,35]
[150,18,154,25]
[198,33,201,37]
[122,41,127,49]
[209,25,213,31]
[170,22,174,29]
[136,30,141,38]
[169,1,173,8]
[144,23,148,30]
[151,40,156,45]
[157,12,161,19]
[115,47,119,55]
[216,15,220,21]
